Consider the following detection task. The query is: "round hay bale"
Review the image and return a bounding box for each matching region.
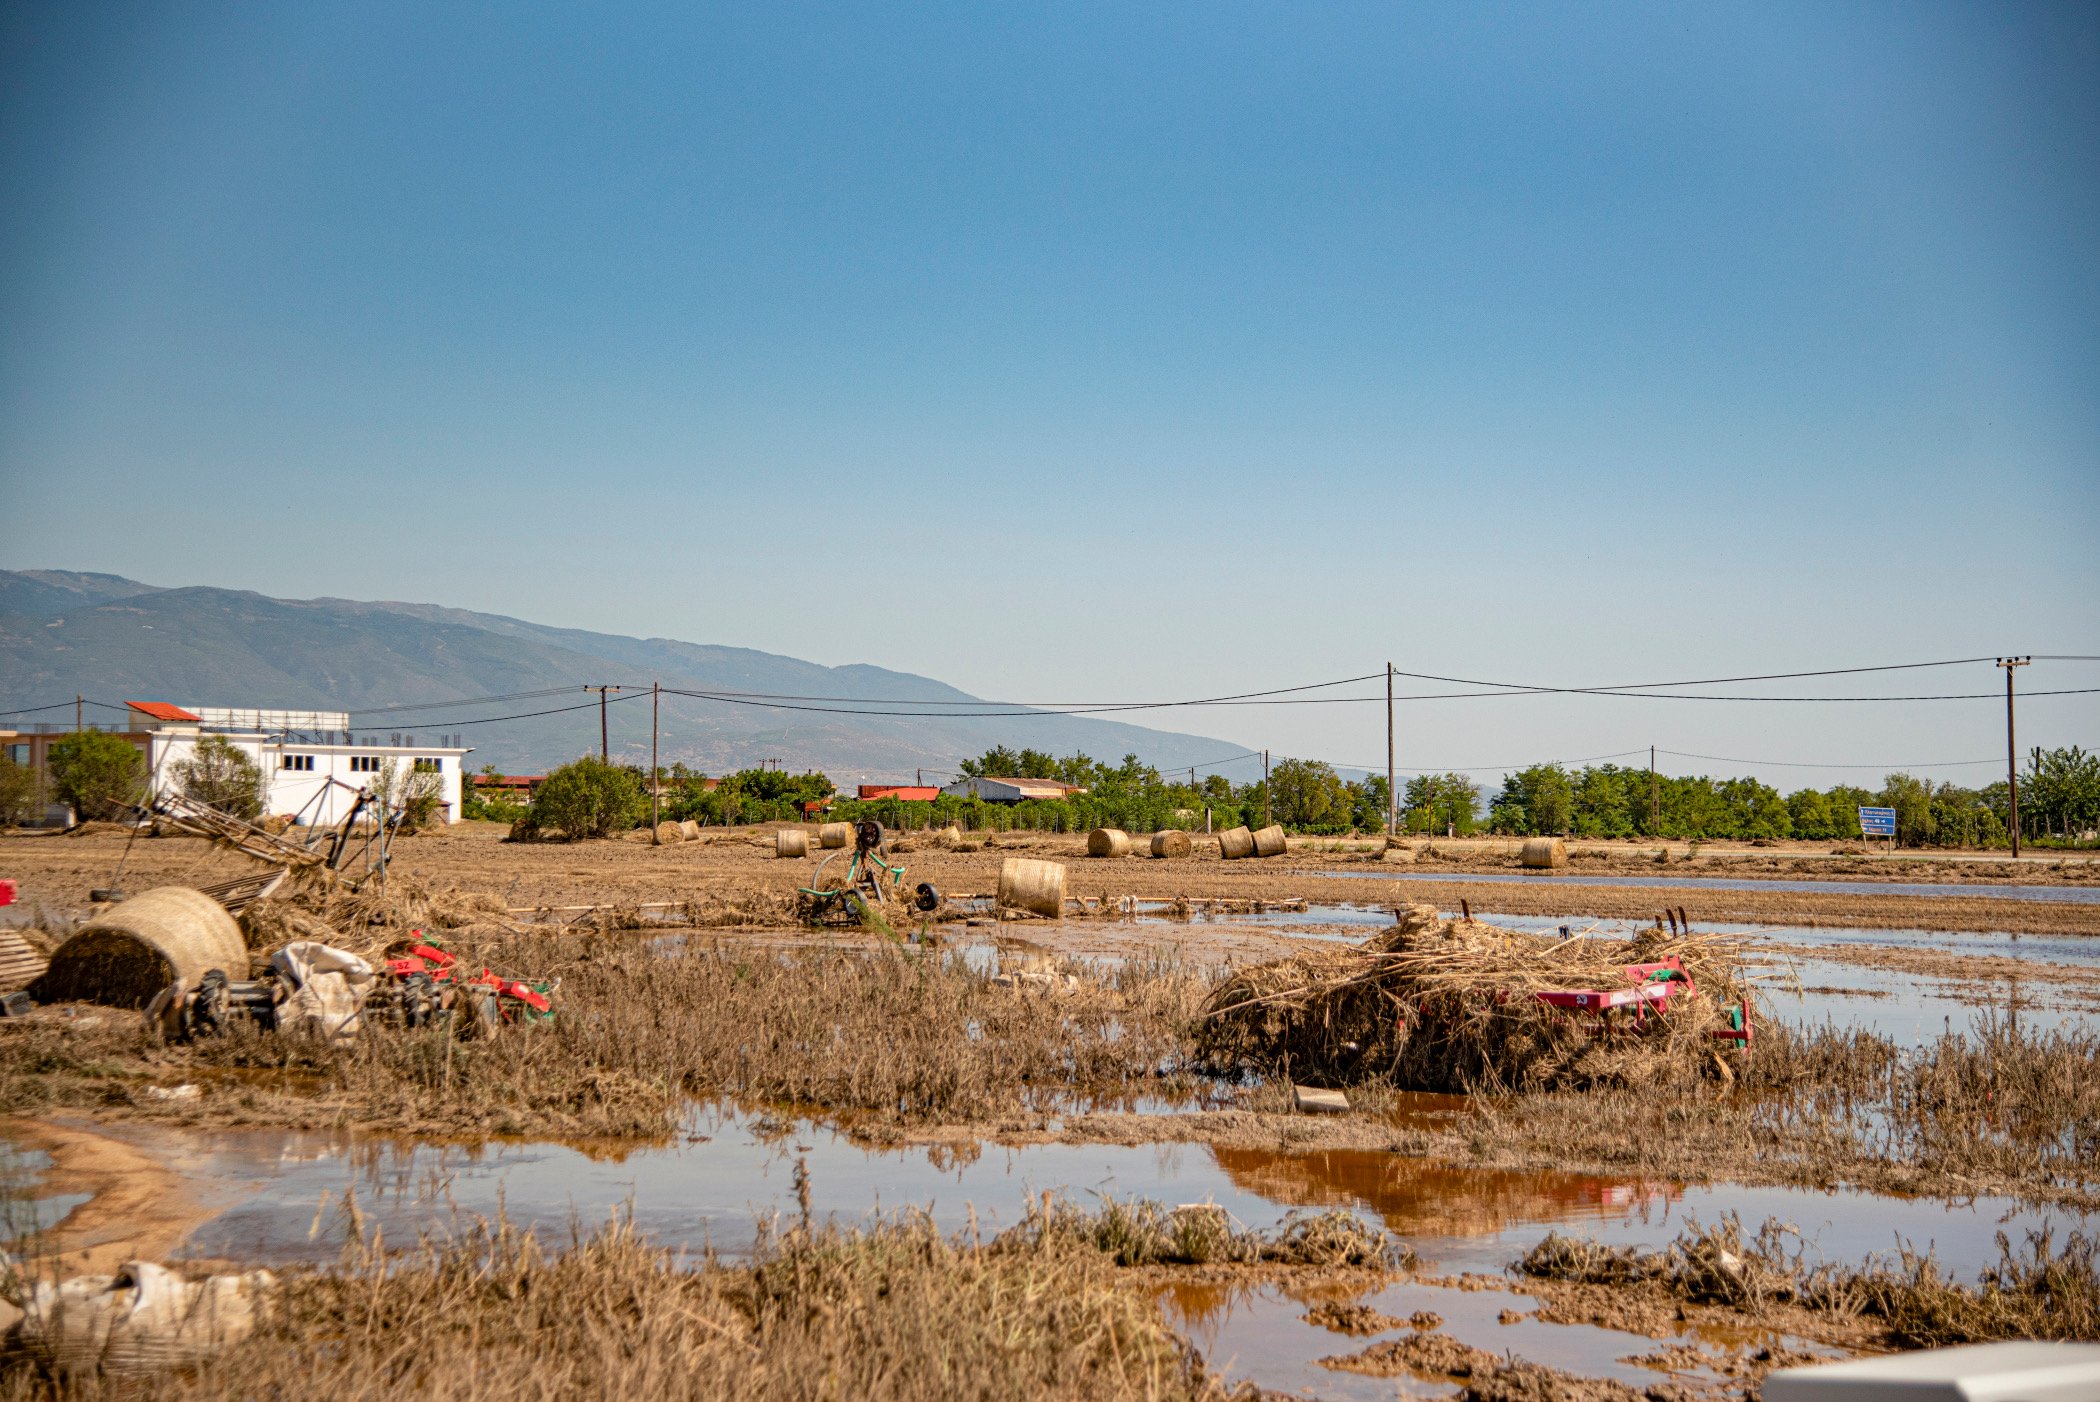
[1380,841,1416,864]
[654,821,685,844]
[1520,836,1568,869]
[679,819,701,841]
[35,887,247,1008]
[1252,824,1288,858]
[776,828,809,859]
[1086,827,1131,858]
[1149,830,1193,860]
[818,822,852,850]
[937,824,965,848]
[1216,826,1256,860]
[997,858,1066,918]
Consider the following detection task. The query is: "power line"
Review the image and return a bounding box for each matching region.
[1657,749,2001,770]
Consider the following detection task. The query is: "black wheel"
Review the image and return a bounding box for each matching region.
[913,882,941,912]
[855,819,885,852]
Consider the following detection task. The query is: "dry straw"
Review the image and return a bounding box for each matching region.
[1521,837,1569,869]
[36,886,249,1007]
[1149,830,1193,860]
[998,858,1067,917]
[818,822,852,850]
[654,821,685,844]
[1199,903,1746,1095]
[1251,825,1288,858]
[1086,828,1131,858]
[1216,826,1256,860]
[776,828,810,859]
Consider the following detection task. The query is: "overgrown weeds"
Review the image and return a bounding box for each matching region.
[1020,1194,1408,1270]
[1517,1214,2100,1345]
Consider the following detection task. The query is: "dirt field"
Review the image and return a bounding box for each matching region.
[5,822,2098,938]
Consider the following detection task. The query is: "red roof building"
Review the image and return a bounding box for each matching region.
[858,785,942,802]
[125,701,202,724]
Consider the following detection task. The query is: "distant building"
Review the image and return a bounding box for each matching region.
[857,785,942,802]
[0,701,468,827]
[938,776,1088,804]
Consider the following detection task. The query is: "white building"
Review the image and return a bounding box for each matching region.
[938,775,1088,804]
[129,702,469,827]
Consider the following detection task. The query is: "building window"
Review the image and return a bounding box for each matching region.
[3,744,28,766]
[280,754,315,772]
[350,755,382,774]
[414,757,442,773]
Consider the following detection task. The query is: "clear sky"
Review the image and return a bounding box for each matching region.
[2,1,2095,788]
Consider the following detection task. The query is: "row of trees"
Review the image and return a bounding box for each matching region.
[485,741,2100,849]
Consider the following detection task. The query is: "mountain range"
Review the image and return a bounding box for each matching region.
[0,570,1252,780]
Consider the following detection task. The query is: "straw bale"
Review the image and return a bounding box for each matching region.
[818,822,852,849]
[777,828,810,858]
[1217,826,1256,860]
[1520,837,1567,869]
[997,858,1066,918]
[679,820,701,841]
[1200,909,1743,1096]
[36,887,248,1008]
[1086,828,1131,858]
[1252,825,1288,858]
[654,822,685,844]
[1150,830,1193,860]
[935,825,965,848]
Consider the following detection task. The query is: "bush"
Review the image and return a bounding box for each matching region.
[46,730,147,820]
[0,755,36,826]
[527,756,645,839]
[375,758,448,831]
[173,734,266,820]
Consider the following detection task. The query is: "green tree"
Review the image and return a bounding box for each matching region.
[1403,773,1480,835]
[0,754,37,826]
[526,756,645,839]
[47,731,146,820]
[1786,787,1838,840]
[375,758,447,831]
[1267,758,1348,831]
[174,735,266,820]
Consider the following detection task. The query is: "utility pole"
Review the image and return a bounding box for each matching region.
[75,694,83,734]
[1385,663,1396,835]
[1998,657,2031,857]
[1650,745,1660,834]
[1262,749,1271,829]
[585,686,625,762]
[650,682,661,838]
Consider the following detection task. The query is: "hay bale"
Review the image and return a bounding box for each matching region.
[1520,837,1568,870]
[818,822,852,850]
[1380,840,1416,863]
[0,931,49,992]
[776,828,810,859]
[1086,827,1131,858]
[997,858,1066,918]
[36,887,248,1008]
[1150,830,1193,860]
[937,824,964,847]
[1217,826,1256,860]
[654,821,685,844]
[1252,824,1288,858]
[679,820,701,841]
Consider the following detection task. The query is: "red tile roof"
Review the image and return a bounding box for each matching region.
[125,701,201,722]
[859,785,942,802]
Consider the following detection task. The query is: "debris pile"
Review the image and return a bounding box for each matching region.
[1198,903,1749,1093]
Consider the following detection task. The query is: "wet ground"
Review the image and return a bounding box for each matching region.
[1333,870,2100,904]
[12,1103,2088,1399]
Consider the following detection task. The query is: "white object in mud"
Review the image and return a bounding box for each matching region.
[1763,1341,2100,1401]
[17,1260,275,1375]
[269,940,375,1043]
[1292,1085,1350,1114]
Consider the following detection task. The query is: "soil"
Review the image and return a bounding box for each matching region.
[5,823,2097,938]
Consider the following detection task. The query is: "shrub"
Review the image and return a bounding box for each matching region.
[0,755,36,826]
[46,731,146,820]
[173,735,266,820]
[375,758,447,831]
[527,756,645,839]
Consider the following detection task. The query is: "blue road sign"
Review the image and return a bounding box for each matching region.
[1858,806,1897,838]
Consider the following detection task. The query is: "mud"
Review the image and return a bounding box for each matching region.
[1,1114,214,1274]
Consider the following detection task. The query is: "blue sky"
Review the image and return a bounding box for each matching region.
[2,1,2094,787]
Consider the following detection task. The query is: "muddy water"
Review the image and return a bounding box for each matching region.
[22,1108,2093,1396]
[1331,870,2100,904]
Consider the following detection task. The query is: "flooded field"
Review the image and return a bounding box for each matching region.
[1342,870,2100,905]
[16,1102,2091,1399]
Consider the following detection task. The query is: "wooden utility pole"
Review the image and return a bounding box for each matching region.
[1262,749,1270,829]
[585,686,625,762]
[75,694,83,734]
[1385,663,1396,835]
[1999,657,2031,857]
[650,682,661,838]
[1650,745,1660,834]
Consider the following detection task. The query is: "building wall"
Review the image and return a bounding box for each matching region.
[147,731,466,827]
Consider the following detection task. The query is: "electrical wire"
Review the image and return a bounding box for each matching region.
[1658,749,2002,770]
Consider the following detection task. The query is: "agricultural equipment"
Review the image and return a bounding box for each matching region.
[795,820,941,935]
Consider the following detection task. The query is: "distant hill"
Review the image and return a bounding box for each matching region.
[0,570,1255,780]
